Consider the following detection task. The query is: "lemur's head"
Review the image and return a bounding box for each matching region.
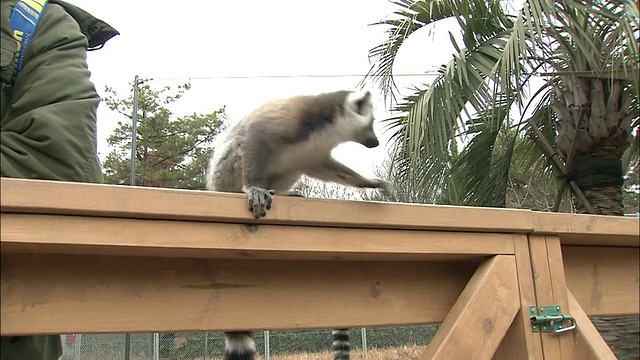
[298,90,380,150]
[341,90,379,148]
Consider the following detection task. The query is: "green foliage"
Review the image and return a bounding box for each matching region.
[102,79,227,190]
[363,0,639,212]
[363,130,573,212]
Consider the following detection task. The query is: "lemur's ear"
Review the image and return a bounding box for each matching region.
[347,90,372,115]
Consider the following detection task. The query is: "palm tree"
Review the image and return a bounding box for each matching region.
[363,0,638,215]
[362,0,638,356]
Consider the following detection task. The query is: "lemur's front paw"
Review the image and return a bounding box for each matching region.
[246,186,276,218]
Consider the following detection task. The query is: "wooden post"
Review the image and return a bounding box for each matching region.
[528,235,618,359]
[494,236,544,360]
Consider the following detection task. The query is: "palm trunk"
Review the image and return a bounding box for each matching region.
[553,76,637,358]
[591,316,640,360]
[571,150,624,215]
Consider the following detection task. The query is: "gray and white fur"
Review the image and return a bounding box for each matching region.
[205,90,393,360]
[206,89,393,219]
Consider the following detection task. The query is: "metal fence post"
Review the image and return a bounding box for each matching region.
[264,330,270,360]
[74,334,82,360]
[124,75,140,360]
[204,332,208,360]
[153,333,159,360]
[130,75,139,186]
[124,334,130,360]
[361,327,368,354]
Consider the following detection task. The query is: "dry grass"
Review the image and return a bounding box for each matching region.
[272,346,428,359]
[188,345,428,360]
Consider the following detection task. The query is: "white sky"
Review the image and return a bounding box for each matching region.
[64,0,460,178]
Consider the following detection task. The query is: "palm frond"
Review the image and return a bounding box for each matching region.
[361,0,512,103]
[448,101,514,206]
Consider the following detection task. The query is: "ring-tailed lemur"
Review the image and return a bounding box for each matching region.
[206,89,393,360]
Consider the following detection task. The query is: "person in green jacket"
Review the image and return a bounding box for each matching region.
[0,1,118,359]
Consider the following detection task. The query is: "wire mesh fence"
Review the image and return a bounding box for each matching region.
[60,325,439,360]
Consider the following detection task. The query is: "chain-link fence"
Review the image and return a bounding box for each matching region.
[60,325,439,360]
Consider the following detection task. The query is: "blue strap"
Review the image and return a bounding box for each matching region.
[10,0,49,78]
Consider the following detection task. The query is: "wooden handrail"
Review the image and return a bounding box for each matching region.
[1,178,637,246]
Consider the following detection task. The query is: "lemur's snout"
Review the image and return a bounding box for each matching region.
[361,137,379,148]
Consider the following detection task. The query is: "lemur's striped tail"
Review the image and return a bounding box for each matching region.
[331,329,350,360]
[224,331,256,360]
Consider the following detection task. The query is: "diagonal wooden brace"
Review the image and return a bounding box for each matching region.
[420,255,520,360]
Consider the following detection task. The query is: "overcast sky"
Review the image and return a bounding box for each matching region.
[64,0,460,178]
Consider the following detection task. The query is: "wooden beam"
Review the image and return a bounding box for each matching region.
[567,290,617,360]
[420,255,520,360]
[1,214,516,261]
[0,178,535,232]
[3,178,638,246]
[563,246,639,316]
[0,254,477,336]
[533,211,639,247]
[494,236,543,360]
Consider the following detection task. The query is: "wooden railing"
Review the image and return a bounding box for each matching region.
[1,178,638,359]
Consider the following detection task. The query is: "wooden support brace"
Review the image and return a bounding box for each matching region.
[567,290,617,360]
[420,255,520,360]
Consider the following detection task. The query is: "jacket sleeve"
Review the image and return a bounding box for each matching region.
[0,2,104,183]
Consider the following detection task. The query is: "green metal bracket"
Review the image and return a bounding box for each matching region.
[529,305,576,334]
